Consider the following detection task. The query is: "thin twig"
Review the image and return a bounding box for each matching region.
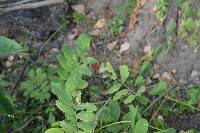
[10,60,31,96]
[38,25,63,57]
[149,98,166,122]
[0,0,64,15]
[92,97,112,133]
[12,116,42,133]
[0,0,33,8]
[95,121,132,133]
[142,85,176,114]
[95,120,163,133]
[164,96,200,112]
[124,84,152,103]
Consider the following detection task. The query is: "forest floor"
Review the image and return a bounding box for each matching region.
[0,0,200,132]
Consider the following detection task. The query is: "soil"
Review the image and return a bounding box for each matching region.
[1,0,200,131]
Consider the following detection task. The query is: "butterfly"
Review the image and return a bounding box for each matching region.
[89,61,100,73]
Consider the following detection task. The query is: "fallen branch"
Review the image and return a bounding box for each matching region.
[92,97,112,133]
[0,0,33,8]
[0,0,64,15]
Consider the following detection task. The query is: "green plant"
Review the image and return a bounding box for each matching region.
[156,0,168,22]
[47,33,98,133]
[20,68,51,102]
[0,75,13,115]
[41,31,200,132]
[109,0,136,34]
[73,11,87,24]
[187,87,200,107]
[0,36,25,115]
[178,1,200,48]
[0,36,25,58]
[0,36,25,131]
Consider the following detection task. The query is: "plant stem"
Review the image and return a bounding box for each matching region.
[142,85,176,114]
[164,96,200,112]
[124,84,151,103]
[95,120,163,132]
[150,98,167,122]
[95,121,132,132]
[92,97,112,133]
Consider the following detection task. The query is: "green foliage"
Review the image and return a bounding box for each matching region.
[0,36,25,58]
[187,88,200,106]
[149,80,168,96]
[100,61,117,80]
[49,33,98,133]
[176,0,187,6]
[154,128,176,133]
[2,1,200,131]
[20,68,51,102]
[166,21,177,37]
[0,36,25,129]
[107,83,122,94]
[134,119,148,133]
[109,0,136,34]
[140,61,150,76]
[152,44,162,61]
[73,11,87,23]
[0,87,13,115]
[156,0,168,22]
[120,65,129,83]
[178,1,200,48]
[45,128,64,133]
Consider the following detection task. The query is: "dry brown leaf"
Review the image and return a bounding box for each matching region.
[140,0,148,7]
[132,53,142,75]
[119,42,130,53]
[89,29,102,36]
[72,4,85,14]
[107,41,118,51]
[129,9,138,29]
[160,72,176,84]
[103,5,113,18]
[67,32,78,40]
[129,0,148,29]
[151,6,157,14]
[7,55,14,61]
[94,19,107,29]
[144,43,152,56]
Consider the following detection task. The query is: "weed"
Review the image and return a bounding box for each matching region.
[178,1,200,48]
[109,0,136,34]
[20,68,51,102]
[156,0,168,22]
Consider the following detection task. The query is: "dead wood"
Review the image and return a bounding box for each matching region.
[0,0,64,15]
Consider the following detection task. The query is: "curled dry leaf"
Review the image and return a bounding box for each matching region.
[151,6,157,14]
[89,29,102,36]
[72,4,85,14]
[5,60,12,68]
[107,41,118,51]
[129,8,138,29]
[7,55,14,61]
[132,53,142,75]
[103,5,113,18]
[129,0,149,29]
[152,73,161,79]
[160,72,176,84]
[67,33,78,40]
[87,11,96,21]
[119,42,130,53]
[140,0,148,7]
[50,48,59,53]
[144,43,152,56]
[94,19,107,29]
